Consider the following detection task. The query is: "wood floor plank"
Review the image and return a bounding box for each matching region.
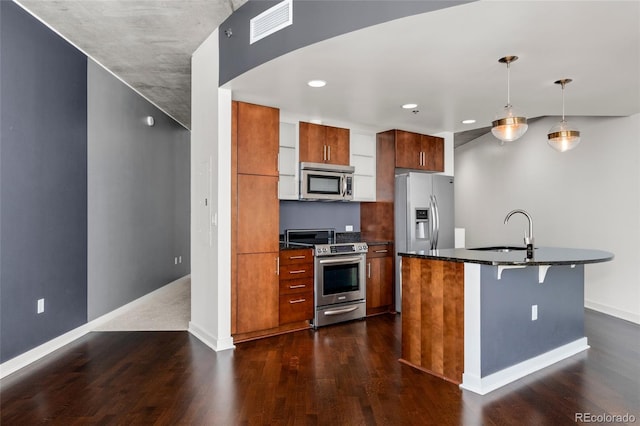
[1,310,638,425]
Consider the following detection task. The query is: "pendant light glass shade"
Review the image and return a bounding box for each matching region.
[492,104,528,142]
[492,56,528,143]
[547,79,580,152]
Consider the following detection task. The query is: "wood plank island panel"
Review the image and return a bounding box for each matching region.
[400,257,464,384]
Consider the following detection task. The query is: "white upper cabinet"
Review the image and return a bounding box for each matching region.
[278,122,298,200]
[350,132,376,202]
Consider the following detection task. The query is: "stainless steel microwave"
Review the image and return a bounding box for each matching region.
[299,162,354,201]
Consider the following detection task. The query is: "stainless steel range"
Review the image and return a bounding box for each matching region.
[313,242,368,328]
[284,228,368,328]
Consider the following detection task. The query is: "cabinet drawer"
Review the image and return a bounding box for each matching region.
[279,263,313,279]
[279,249,314,265]
[279,292,314,324]
[280,278,314,295]
[367,245,392,258]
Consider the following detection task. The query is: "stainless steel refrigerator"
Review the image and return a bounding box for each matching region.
[394,172,455,311]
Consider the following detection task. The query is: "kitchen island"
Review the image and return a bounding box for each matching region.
[398,247,613,394]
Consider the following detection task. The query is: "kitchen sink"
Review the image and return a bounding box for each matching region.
[469,246,528,253]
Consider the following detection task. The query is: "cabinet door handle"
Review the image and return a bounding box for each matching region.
[323,145,327,161]
[276,257,280,275]
[418,151,422,166]
[367,262,371,278]
[289,298,306,304]
[289,284,307,289]
[289,270,306,274]
[289,255,306,260]
[374,249,388,253]
[328,145,331,161]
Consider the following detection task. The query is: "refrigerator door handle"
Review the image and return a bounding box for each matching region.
[429,196,435,250]
[433,194,441,249]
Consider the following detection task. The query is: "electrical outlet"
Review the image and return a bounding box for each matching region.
[174,257,178,265]
[178,256,182,264]
[37,298,45,314]
[345,225,354,232]
[531,304,538,321]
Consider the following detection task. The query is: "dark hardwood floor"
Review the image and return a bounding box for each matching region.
[1,309,638,425]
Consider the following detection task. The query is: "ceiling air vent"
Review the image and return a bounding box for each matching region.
[250,0,293,45]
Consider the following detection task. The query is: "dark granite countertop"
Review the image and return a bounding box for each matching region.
[398,246,614,266]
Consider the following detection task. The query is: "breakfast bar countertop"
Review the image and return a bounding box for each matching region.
[398,246,614,266]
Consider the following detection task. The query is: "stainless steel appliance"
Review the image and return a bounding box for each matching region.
[300,162,354,201]
[284,228,335,246]
[395,172,454,311]
[313,242,368,328]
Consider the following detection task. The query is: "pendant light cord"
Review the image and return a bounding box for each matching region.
[561,82,566,121]
[506,61,511,106]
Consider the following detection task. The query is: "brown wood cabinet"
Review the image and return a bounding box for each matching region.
[400,256,464,384]
[236,253,280,334]
[375,131,396,203]
[394,130,444,172]
[366,244,394,316]
[279,248,314,325]
[236,101,279,176]
[299,121,350,165]
[236,174,279,254]
[232,101,281,338]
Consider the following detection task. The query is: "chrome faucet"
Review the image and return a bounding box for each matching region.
[504,209,534,249]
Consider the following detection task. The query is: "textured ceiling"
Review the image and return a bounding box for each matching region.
[17,0,248,129]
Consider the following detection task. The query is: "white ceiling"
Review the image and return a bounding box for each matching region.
[223,1,640,141]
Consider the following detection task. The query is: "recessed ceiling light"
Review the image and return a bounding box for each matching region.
[307,80,326,88]
[462,119,476,124]
[402,103,418,109]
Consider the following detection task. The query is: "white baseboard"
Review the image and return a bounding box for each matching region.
[0,322,93,379]
[460,337,589,395]
[585,300,640,324]
[188,322,235,352]
[0,275,191,380]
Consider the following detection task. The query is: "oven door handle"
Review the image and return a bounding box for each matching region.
[318,257,363,265]
[323,306,359,316]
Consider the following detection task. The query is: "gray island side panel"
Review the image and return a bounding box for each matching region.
[480,264,585,376]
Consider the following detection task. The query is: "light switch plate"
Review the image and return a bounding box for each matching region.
[345,225,354,232]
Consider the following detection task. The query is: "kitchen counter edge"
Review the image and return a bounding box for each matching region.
[398,247,614,266]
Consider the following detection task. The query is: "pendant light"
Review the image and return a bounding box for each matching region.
[491,56,528,143]
[547,79,581,152]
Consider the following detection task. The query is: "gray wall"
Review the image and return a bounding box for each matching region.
[480,264,585,376]
[279,201,360,233]
[455,115,640,323]
[87,61,190,320]
[0,1,191,362]
[219,0,473,85]
[1,1,88,362]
